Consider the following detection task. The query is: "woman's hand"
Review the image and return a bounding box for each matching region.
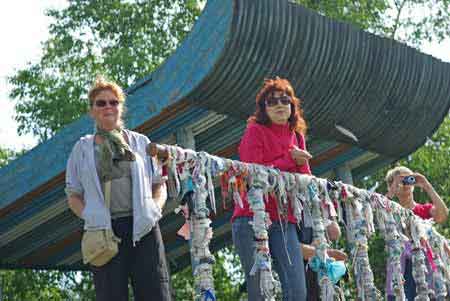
[290,146,312,166]
[413,173,431,191]
[301,244,316,261]
[68,193,85,219]
[327,249,348,261]
[444,241,450,257]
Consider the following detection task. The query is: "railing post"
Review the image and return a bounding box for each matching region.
[176,127,196,150]
[335,163,353,185]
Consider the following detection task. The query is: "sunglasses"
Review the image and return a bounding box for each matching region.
[94,99,120,107]
[265,95,291,107]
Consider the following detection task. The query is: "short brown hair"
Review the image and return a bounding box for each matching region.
[88,75,126,106]
[248,77,307,134]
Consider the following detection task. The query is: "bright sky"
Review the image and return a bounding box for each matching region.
[1,1,450,152]
[0,1,67,151]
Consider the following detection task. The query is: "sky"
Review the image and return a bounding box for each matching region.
[1,1,450,152]
[0,0,67,150]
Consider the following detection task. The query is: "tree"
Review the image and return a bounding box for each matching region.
[296,0,389,33]
[0,148,15,167]
[171,247,245,300]
[9,0,203,141]
[296,0,450,47]
[0,269,97,301]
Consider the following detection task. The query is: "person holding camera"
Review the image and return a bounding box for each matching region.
[385,166,448,223]
[384,166,449,300]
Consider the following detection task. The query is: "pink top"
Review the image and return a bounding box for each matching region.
[412,203,433,219]
[232,122,311,223]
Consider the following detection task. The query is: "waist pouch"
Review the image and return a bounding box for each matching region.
[81,228,121,267]
[81,180,122,267]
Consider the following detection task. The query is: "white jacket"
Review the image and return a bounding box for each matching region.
[65,129,162,244]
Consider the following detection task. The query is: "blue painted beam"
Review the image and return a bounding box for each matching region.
[0,0,234,210]
[40,210,234,272]
[0,187,65,238]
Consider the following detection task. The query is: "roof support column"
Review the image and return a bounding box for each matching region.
[176,127,196,150]
[175,126,199,286]
[335,163,354,185]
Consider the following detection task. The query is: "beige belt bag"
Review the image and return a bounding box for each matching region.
[81,181,121,267]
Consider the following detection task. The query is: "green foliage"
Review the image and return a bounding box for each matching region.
[296,0,389,33]
[296,0,450,47]
[9,0,202,141]
[171,247,245,301]
[384,0,450,47]
[0,148,16,168]
[0,270,95,301]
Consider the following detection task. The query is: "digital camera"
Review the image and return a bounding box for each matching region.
[402,175,416,185]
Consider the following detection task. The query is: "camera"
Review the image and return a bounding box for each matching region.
[402,175,416,185]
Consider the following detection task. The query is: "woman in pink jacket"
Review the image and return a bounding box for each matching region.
[232,77,311,301]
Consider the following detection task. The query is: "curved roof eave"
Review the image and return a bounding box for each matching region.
[185,0,450,158]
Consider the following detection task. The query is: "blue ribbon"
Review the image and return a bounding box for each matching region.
[310,256,346,284]
[186,177,194,192]
[202,289,216,301]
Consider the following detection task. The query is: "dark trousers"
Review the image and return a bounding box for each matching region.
[304,267,320,301]
[91,217,172,301]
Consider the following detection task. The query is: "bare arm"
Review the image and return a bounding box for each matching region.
[444,241,450,257]
[301,244,316,261]
[425,185,448,224]
[68,193,85,218]
[300,244,348,261]
[416,173,449,224]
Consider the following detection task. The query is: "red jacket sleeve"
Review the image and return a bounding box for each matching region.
[239,124,295,170]
[296,132,312,175]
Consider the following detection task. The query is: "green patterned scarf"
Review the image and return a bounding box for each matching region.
[96,127,136,182]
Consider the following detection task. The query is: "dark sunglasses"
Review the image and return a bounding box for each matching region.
[94,99,120,107]
[265,95,291,107]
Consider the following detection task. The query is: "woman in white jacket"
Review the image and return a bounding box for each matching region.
[65,76,171,301]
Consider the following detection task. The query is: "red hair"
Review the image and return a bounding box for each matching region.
[248,77,307,134]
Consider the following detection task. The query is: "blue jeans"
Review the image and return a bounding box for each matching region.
[232,217,307,301]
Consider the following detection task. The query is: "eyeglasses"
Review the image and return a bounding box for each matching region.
[265,95,291,107]
[94,99,120,107]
